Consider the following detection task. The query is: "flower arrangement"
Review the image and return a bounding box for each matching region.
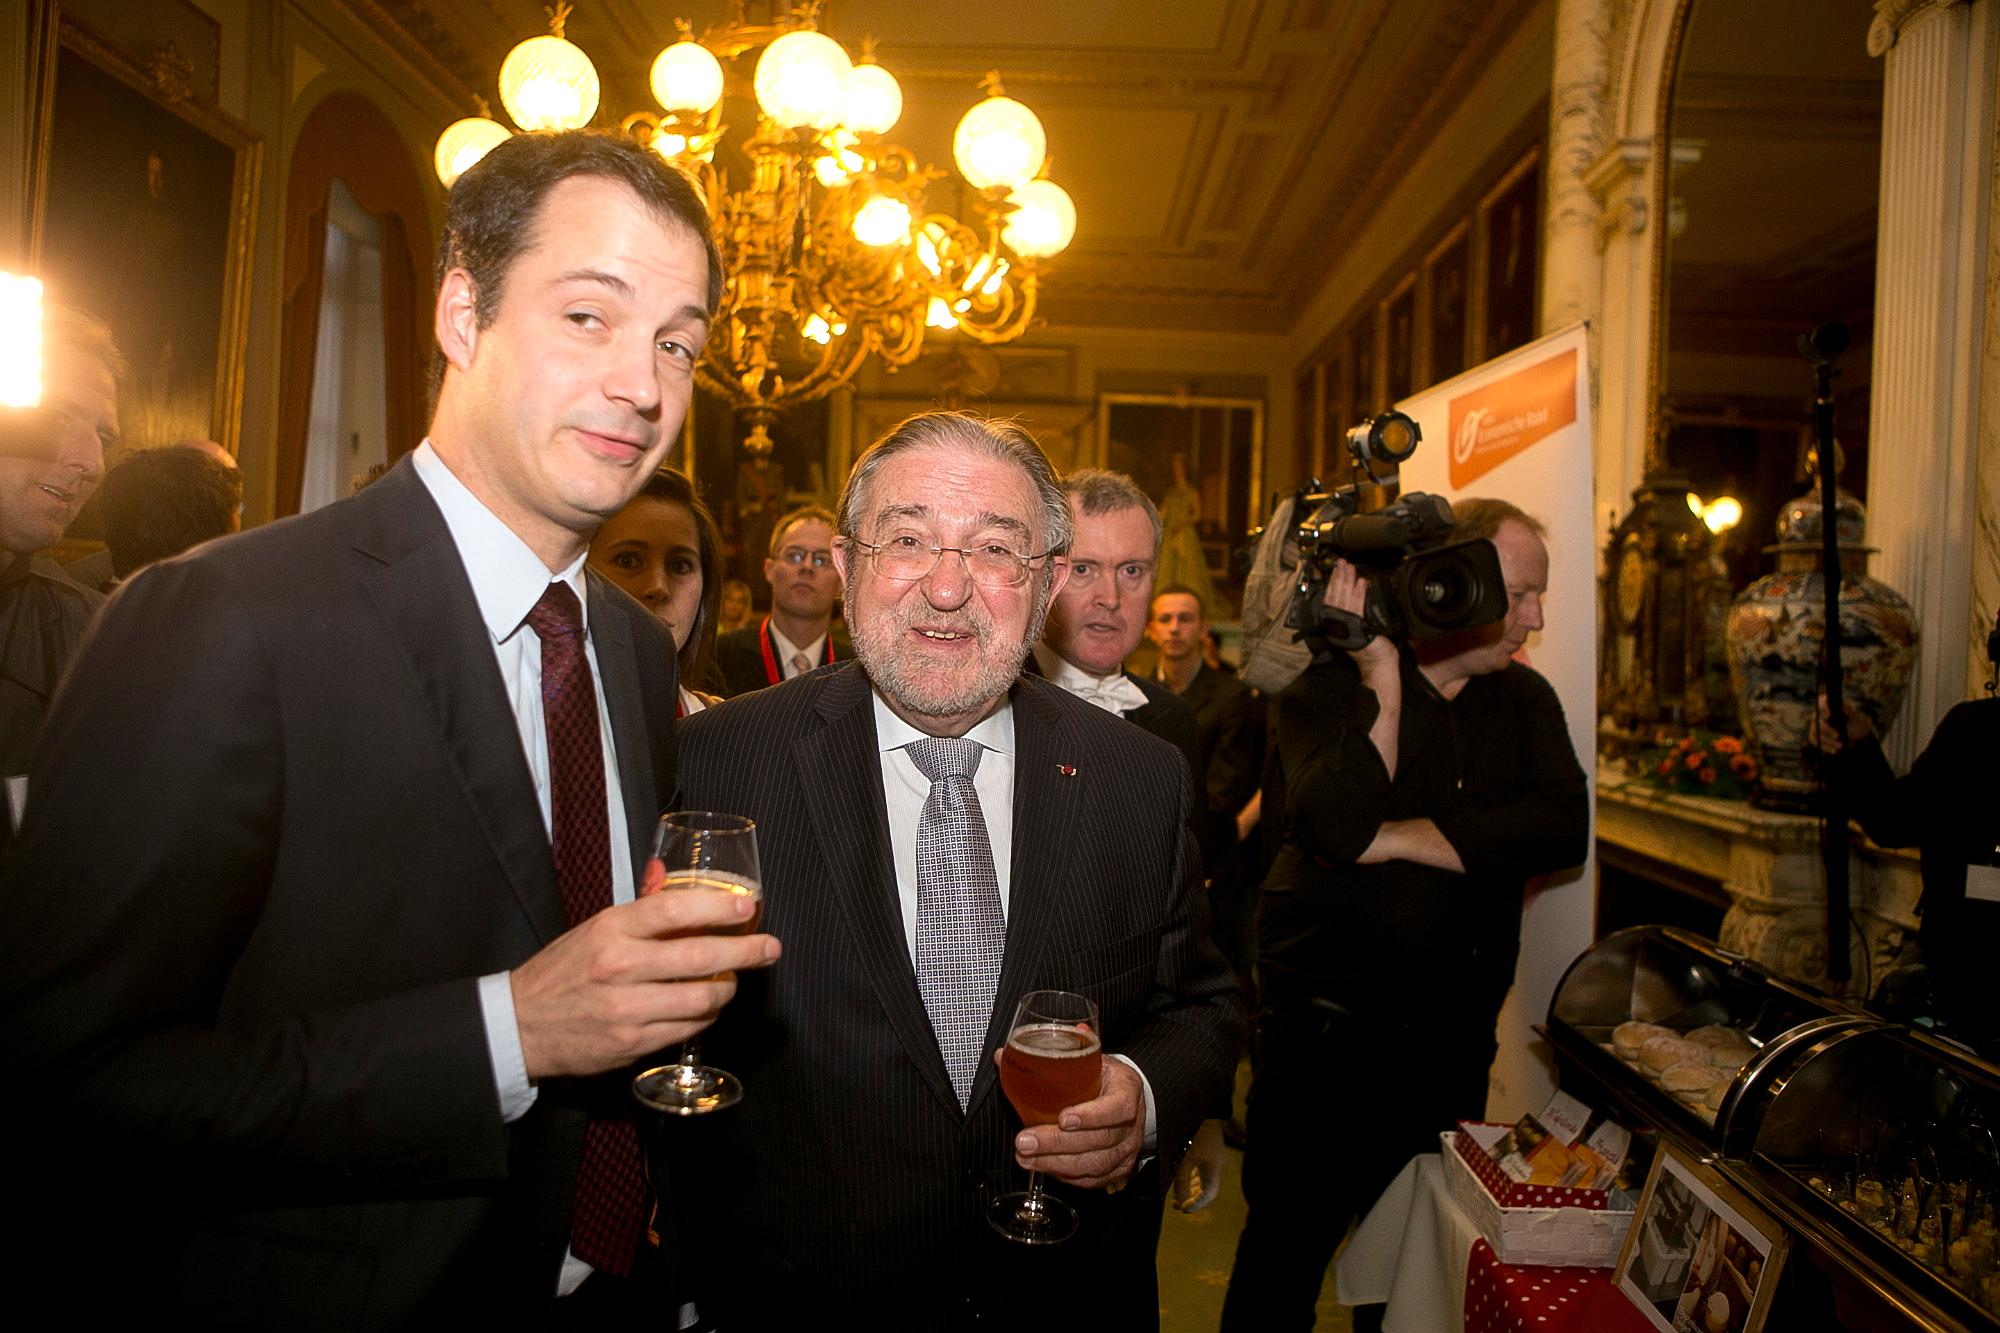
[1641,728,1759,800]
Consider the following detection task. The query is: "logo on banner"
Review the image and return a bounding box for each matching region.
[1446,348,1579,488]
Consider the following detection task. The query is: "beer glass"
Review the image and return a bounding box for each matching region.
[988,989,1102,1244]
[630,811,761,1116]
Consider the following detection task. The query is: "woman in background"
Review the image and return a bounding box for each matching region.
[716,577,754,635]
[587,468,724,714]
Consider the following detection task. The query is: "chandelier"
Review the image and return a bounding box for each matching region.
[432,2,1077,451]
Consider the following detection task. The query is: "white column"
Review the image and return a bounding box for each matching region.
[1866,0,1996,767]
[1586,140,1658,542]
[1543,0,1612,337]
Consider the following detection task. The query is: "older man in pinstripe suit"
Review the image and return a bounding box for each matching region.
[671,411,1244,1330]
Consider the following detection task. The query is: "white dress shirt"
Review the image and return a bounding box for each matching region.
[1033,642,1149,713]
[870,689,1155,1146]
[769,621,828,678]
[410,443,635,1296]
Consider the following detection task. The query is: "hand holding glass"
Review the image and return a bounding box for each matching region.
[989,989,1102,1244]
[631,811,761,1115]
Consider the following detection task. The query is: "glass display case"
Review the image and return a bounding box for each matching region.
[1544,925,1873,1148]
[1719,1024,2000,1329]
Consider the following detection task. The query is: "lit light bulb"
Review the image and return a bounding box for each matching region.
[1686,491,1704,517]
[499,34,600,131]
[0,272,44,409]
[433,116,512,187]
[801,313,832,345]
[650,128,690,159]
[953,93,1047,191]
[651,40,724,115]
[755,30,852,130]
[1704,496,1743,534]
[843,63,903,135]
[980,259,1010,297]
[926,296,956,329]
[916,223,947,277]
[1002,179,1077,258]
[852,194,913,248]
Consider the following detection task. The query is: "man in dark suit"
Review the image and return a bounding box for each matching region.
[1032,468,1200,779]
[673,411,1244,1328]
[713,502,852,696]
[0,131,779,1326]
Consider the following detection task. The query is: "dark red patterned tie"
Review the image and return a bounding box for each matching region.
[526,581,646,1278]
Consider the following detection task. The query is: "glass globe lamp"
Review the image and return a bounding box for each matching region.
[843,64,903,136]
[434,116,513,187]
[954,94,1047,192]
[852,195,913,248]
[499,34,600,131]
[1001,179,1077,258]
[755,30,852,130]
[651,40,724,115]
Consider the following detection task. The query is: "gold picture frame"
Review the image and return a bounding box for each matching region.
[25,2,261,454]
[1613,1140,1790,1333]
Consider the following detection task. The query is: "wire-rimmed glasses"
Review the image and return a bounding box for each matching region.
[840,533,1055,589]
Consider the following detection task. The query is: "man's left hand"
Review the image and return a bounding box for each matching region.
[1012,1056,1145,1190]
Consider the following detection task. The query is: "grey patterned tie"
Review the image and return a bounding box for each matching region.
[907,735,1006,1108]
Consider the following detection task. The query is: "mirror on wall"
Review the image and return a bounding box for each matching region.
[1660,0,1883,590]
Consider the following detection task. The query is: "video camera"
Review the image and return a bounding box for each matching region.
[1277,410,1510,653]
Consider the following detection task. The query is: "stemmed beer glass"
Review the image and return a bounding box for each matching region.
[630,811,762,1116]
[988,989,1102,1245]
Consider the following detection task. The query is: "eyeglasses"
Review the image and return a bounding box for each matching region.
[841,534,1054,589]
[1065,560,1154,592]
[776,546,834,570]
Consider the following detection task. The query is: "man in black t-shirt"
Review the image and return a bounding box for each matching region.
[1222,498,1589,1333]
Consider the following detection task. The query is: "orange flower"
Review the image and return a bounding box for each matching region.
[1658,759,1674,777]
[1713,736,1743,755]
[1699,767,1718,785]
[1686,751,1707,770]
[1730,753,1758,779]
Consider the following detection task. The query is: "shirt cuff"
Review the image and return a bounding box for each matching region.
[478,971,538,1123]
[1107,1053,1158,1151]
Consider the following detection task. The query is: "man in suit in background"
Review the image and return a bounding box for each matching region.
[1033,468,1201,780]
[0,130,779,1326]
[0,304,115,810]
[713,501,851,695]
[674,411,1244,1328]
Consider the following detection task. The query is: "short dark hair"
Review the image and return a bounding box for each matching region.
[1062,468,1163,555]
[632,467,725,693]
[1450,497,1548,545]
[100,447,238,578]
[429,130,724,401]
[1151,584,1207,619]
[768,503,837,557]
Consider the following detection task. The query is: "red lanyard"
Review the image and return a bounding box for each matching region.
[757,615,836,685]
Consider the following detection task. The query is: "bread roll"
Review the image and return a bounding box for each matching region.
[1642,1034,1706,1073]
[1614,1020,1674,1060]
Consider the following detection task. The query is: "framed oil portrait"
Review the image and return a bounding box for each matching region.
[26,4,261,453]
[1478,146,1541,362]
[1425,221,1471,386]
[1096,393,1265,606]
[1383,273,1417,405]
[1613,1141,1788,1333]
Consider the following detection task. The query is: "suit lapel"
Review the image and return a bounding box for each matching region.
[792,664,961,1117]
[587,574,661,873]
[966,677,1082,1118]
[350,462,565,944]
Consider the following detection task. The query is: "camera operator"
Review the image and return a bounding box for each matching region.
[1221,497,1588,1333]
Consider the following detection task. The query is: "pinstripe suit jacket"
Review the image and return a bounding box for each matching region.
[671,662,1245,1328]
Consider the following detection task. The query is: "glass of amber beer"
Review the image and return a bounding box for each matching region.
[988,989,1102,1244]
[630,811,762,1116]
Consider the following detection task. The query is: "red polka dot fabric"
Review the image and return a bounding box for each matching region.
[1462,1239,1653,1333]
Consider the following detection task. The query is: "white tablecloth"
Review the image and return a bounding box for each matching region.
[1335,1153,1483,1333]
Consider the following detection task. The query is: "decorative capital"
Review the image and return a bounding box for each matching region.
[1869,0,1970,57]
[147,42,195,105]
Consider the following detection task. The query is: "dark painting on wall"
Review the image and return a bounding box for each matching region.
[1294,368,1317,484]
[1350,317,1378,423]
[31,17,258,453]
[1482,153,1541,359]
[1428,228,1470,385]
[1384,280,1416,404]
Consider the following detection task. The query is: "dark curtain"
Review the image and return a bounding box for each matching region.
[276,92,434,517]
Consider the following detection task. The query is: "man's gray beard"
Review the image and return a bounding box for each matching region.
[856,575,1056,725]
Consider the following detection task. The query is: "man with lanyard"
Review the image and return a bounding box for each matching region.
[714,502,852,696]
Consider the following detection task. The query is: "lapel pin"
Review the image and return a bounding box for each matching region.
[1057,764,1077,777]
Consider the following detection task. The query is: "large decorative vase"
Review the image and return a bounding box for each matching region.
[1723,476,1918,812]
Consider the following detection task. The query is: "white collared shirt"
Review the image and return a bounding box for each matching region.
[769,621,829,678]
[411,443,640,1298]
[1033,642,1148,713]
[870,686,1155,1145]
